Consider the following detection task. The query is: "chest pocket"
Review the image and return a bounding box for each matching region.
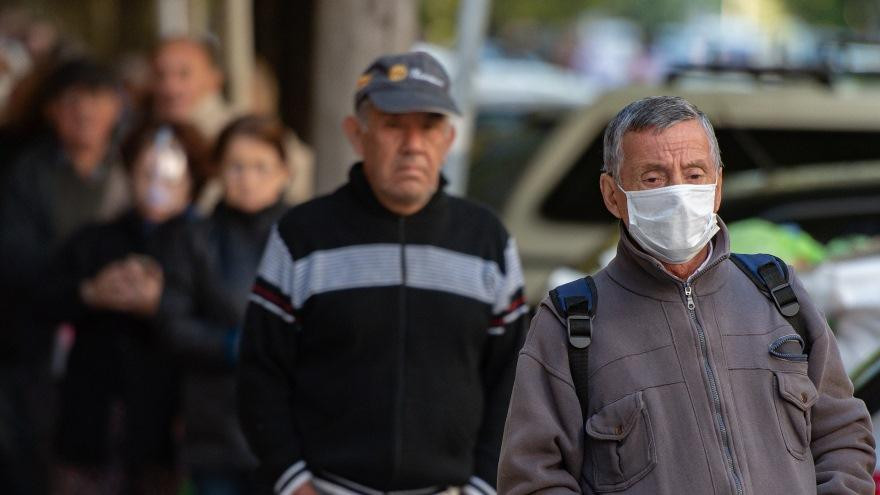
[774,371,818,460]
[584,390,657,492]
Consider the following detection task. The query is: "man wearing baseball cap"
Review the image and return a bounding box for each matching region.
[237,51,528,495]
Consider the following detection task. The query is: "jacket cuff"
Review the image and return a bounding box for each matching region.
[463,476,496,495]
[275,460,312,495]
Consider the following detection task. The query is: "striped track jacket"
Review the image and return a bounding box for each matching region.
[238,163,528,495]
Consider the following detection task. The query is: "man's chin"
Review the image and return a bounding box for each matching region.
[385,186,436,207]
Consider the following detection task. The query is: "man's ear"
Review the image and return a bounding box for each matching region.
[599,172,625,221]
[443,121,456,151]
[342,116,364,157]
[713,168,723,212]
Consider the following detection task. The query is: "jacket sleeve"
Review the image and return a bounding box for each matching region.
[0,158,52,298]
[159,233,235,369]
[791,270,877,494]
[498,303,585,495]
[45,227,97,324]
[237,227,312,495]
[470,237,529,494]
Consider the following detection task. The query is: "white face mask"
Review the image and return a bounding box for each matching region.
[621,182,720,264]
[139,128,188,216]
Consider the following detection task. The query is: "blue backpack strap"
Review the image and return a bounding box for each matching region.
[730,253,810,355]
[549,276,597,420]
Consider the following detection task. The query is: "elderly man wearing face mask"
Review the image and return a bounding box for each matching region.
[498,96,876,495]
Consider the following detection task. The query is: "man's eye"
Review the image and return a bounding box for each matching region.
[423,121,444,132]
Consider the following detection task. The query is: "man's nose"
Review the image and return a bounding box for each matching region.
[668,168,686,185]
[401,125,427,151]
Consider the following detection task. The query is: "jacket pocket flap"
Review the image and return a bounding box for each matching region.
[775,372,818,411]
[585,391,644,440]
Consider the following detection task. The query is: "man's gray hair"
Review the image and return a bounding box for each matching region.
[602,96,721,178]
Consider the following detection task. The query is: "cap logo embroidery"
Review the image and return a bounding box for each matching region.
[356,73,372,89]
[410,67,444,87]
[388,64,408,82]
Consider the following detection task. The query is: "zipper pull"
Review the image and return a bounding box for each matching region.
[684,285,695,310]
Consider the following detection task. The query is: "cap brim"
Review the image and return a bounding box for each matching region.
[368,88,461,116]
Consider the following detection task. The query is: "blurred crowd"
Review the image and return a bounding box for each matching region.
[0,9,314,495]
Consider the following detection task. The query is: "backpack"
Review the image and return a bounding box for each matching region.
[548,253,808,420]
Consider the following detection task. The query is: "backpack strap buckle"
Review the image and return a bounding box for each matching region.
[548,276,598,421]
[768,281,800,317]
[550,278,597,351]
[758,262,801,317]
[567,313,592,349]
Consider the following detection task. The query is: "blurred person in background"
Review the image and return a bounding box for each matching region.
[150,36,242,215]
[151,37,315,212]
[0,9,88,171]
[49,121,209,495]
[151,36,230,142]
[0,58,126,495]
[159,115,290,495]
[237,51,528,495]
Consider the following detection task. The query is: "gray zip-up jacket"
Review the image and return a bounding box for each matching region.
[498,223,875,494]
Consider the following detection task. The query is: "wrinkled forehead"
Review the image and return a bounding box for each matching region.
[620,121,713,166]
[154,40,215,69]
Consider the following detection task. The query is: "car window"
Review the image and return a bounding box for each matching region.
[468,108,571,210]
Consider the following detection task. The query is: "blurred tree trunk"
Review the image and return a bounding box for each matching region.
[310,0,417,194]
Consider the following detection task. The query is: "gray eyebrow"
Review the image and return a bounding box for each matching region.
[685,160,710,168]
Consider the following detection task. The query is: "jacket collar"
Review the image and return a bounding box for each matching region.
[123,206,194,240]
[605,218,732,302]
[213,199,287,232]
[347,162,448,219]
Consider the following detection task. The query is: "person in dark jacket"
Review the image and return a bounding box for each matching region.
[50,121,210,495]
[160,115,290,495]
[237,51,529,495]
[0,58,127,495]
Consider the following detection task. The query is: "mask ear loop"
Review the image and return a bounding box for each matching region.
[604,166,627,194]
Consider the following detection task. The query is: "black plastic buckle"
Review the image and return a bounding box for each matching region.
[567,314,593,349]
[769,282,800,317]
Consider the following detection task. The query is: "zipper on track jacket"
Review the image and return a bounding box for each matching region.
[391,216,407,484]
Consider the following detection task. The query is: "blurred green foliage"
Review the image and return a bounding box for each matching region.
[784,0,879,30]
[420,0,460,45]
[420,0,878,45]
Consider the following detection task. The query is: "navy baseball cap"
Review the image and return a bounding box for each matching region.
[354,51,461,116]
